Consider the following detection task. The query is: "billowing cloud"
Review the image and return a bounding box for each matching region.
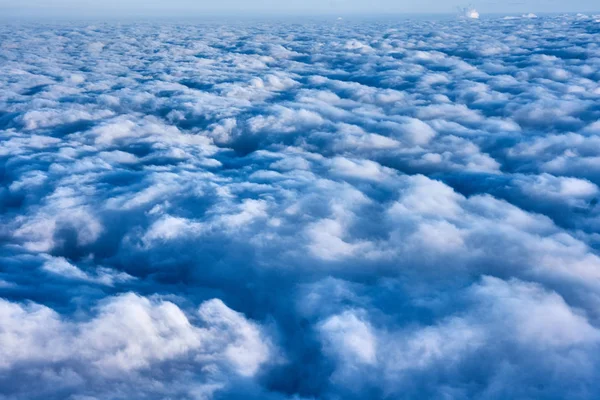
[1,13,600,400]
[0,294,274,398]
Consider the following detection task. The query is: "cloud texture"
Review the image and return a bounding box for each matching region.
[1,13,600,399]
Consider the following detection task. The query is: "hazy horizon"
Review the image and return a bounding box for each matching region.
[1,0,599,19]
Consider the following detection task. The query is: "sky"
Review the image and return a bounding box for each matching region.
[0,0,599,18]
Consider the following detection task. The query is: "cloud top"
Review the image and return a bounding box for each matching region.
[1,13,600,400]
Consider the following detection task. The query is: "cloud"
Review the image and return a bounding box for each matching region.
[42,255,134,286]
[1,13,600,400]
[0,294,274,398]
[308,276,600,398]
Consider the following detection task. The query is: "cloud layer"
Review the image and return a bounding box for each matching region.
[1,13,600,399]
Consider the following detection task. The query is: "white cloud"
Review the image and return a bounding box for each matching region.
[2,14,600,399]
[0,294,274,395]
[42,256,134,286]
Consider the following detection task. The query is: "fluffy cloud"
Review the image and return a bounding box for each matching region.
[0,294,274,398]
[1,13,600,400]
[313,277,600,398]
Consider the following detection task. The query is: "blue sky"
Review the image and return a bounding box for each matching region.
[1,0,599,17]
